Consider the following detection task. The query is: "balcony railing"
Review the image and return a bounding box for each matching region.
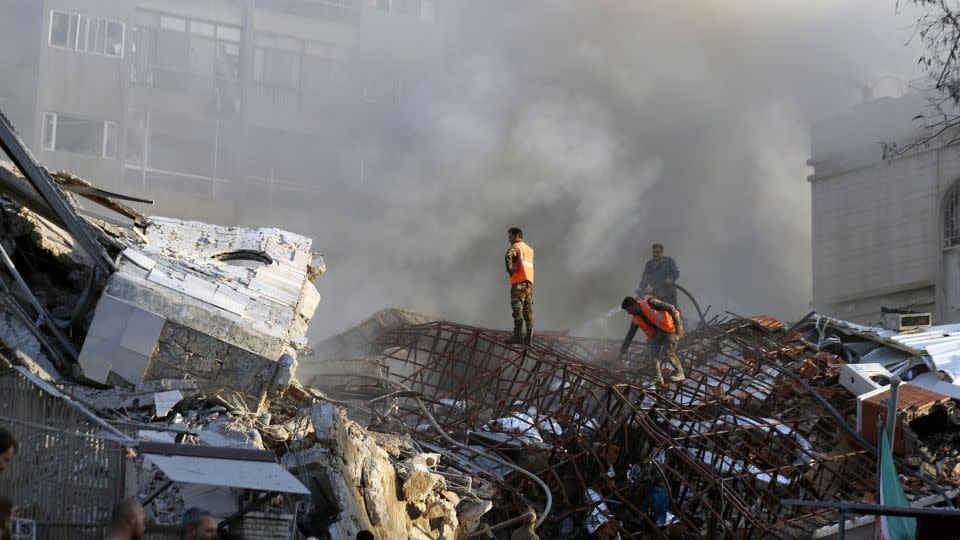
[130,66,241,116]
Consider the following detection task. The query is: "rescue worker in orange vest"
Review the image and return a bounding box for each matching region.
[505,226,535,345]
[619,295,685,385]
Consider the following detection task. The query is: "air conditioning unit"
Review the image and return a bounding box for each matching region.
[880,312,932,332]
[839,363,894,397]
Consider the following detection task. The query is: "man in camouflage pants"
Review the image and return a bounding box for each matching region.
[505,227,535,346]
[620,295,685,385]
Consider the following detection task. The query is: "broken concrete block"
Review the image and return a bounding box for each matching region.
[407,527,435,540]
[77,216,323,412]
[402,470,444,503]
[440,491,461,506]
[458,499,493,523]
[281,445,331,472]
[407,501,426,520]
[273,354,296,389]
[309,402,337,442]
[261,424,291,442]
[362,457,391,526]
[154,390,183,417]
[199,417,265,450]
[400,453,441,471]
[425,498,457,523]
[78,294,164,385]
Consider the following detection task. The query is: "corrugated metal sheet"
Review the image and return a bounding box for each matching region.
[144,454,309,495]
[816,316,960,383]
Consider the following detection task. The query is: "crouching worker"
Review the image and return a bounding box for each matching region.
[619,296,685,385]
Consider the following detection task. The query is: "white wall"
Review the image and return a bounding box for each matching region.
[808,94,960,323]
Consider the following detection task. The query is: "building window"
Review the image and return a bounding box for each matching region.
[41,113,119,159]
[102,122,118,159]
[131,11,240,96]
[41,113,56,151]
[372,0,424,17]
[254,34,303,90]
[49,11,124,57]
[946,183,960,248]
[318,0,354,8]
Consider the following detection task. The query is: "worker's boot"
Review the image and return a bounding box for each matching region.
[668,356,686,383]
[652,359,665,386]
[524,321,534,346]
[505,322,524,344]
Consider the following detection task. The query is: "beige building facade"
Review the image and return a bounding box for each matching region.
[809,93,960,324]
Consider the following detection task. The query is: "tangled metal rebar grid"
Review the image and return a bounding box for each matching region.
[368,315,953,539]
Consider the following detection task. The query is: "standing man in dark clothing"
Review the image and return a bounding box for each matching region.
[620,296,685,385]
[637,243,679,308]
[505,227,535,346]
[0,428,16,473]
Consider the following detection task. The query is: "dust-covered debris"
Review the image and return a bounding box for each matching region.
[302,310,960,539]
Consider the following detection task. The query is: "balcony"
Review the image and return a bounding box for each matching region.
[263,0,361,23]
[130,66,242,118]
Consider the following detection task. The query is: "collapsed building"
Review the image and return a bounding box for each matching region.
[300,310,960,538]
[0,106,959,539]
[0,113,487,539]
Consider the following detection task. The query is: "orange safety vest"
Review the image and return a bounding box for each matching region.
[509,241,535,285]
[631,296,679,339]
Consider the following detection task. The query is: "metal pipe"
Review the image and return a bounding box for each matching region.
[140,479,174,506]
[467,511,535,538]
[105,419,199,436]
[674,284,707,327]
[886,376,902,448]
[838,508,846,540]
[781,498,960,518]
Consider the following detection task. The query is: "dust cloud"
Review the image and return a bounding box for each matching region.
[0,1,925,340]
[306,0,922,339]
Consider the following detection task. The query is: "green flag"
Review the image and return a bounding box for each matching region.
[876,429,916,540]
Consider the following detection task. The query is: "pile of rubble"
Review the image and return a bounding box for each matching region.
[303,310,960,538]
[0,114,494,540]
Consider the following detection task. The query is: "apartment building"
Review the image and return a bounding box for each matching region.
[0,0,453,225]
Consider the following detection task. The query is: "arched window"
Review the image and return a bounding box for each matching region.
[946,182,960,248]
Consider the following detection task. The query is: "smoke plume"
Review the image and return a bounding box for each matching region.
[305,0,922,339]
[0,0,924,340]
